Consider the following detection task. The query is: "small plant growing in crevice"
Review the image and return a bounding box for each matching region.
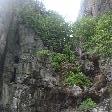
[37,50,50,57]
[65,71,92,87]
[51,53,67,71]
[79,98,97,111]
[63,44,76,63]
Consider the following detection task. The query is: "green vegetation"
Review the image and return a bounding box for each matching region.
[72,17,96,53]
[19,1,112,110]
[51,53,67,70]
[72,12,112,58]
[65,71,92,87]
[93,12,112,57]
[37,49,76,71]
[37,50,50,57]
[63,44,76,63]
[19,2,70,53]
[19,1,112,58]
[79,98,96,111]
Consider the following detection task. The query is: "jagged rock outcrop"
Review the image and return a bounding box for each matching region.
[0,1,71,112]
[80,0,112,16]
[0,0,56,111]
[79,1,112,112]
[0,0,14,108]
[0,0,112,112]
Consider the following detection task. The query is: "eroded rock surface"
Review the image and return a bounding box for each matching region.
[0,0,112,112]
[80,0,112,16]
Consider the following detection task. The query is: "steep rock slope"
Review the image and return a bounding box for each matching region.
[0,1,63,112]
[0,0,112,112]
[0,0,14,107]
[1,15,75,111]
[80,0,112,16]
[79,0,112,112]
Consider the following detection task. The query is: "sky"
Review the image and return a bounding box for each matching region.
[42,0,82,22]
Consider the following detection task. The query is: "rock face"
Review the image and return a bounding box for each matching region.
[80,0,112,16]
[0,9,60,112]
[0,0,14,108]
[0,1,71,112]
[0,15,76,111]
[79,1,112,112]
[0,0,112,112]
[0,0,57,111]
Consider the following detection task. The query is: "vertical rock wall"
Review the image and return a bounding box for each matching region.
[0,0,14,109]
[80,0,112,16]
[0,0,112,112]
[2,21,60,112]
[0,1,59,111]
[79,0,112,112]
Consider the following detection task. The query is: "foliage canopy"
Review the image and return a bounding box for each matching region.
[19,2,70,53]
[72,12,112,58]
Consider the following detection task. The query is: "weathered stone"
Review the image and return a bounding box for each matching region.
[80,0,112,17]
[0,0,112,112]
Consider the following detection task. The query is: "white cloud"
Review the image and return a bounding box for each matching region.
[43,0,81,22]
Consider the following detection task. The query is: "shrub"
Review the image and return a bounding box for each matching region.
[93,12,112,58]
[51,53,67,70]
[51,53,66,63]
[63,44,76,63]
[72,17,97,53]
[79,98,96,111]
[72,12,112,58]
[36,50,76,71]
[19,2,70,53]
[37,50,50,57]
[65,71,92,87]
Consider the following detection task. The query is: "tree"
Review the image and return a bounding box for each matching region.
[38,11,70,52]
[19,1,70,53]
[72,17,96,58]
[93,12,112,58]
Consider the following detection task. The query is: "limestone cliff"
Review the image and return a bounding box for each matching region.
[80,0,112,16]
[1,1,67,112]
[0,1,65,111]
[0,0,14,105]
[0,0,112,112]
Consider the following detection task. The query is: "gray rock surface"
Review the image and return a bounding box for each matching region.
[0,0,112,112]
[80,0,112,16]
